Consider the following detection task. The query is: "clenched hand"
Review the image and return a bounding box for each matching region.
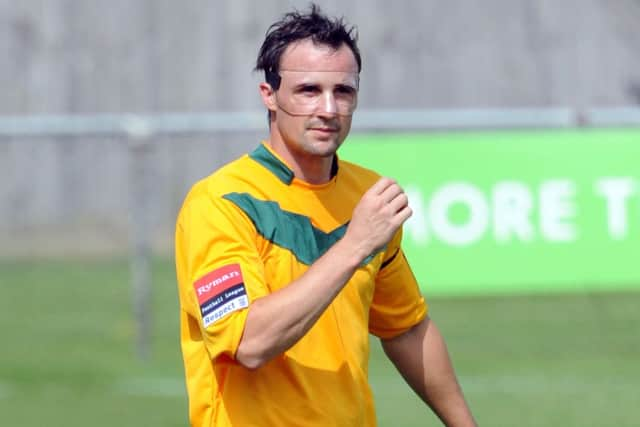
[343,177,412,260]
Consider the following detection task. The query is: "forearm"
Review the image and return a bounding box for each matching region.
[382,317,477,427]
[235,237,367,369]
[236,176,411,369]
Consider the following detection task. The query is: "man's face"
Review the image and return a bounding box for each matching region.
[262,39,359,159]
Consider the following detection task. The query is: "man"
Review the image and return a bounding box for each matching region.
[175,4,477,426]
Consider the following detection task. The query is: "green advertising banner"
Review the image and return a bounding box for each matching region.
[340,129,640,296]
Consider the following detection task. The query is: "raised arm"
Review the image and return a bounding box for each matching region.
[236,177,412,368]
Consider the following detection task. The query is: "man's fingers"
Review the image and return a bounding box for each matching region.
[380,183,404,204]
[393,205,413,226]
[348,177,412,253]
[368,177,396,196]
[398,205,413,222]
[387,192,408,213]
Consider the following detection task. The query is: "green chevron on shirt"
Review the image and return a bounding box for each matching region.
[223,192,380,266]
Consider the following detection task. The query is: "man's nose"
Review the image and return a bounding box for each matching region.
[316,91,338,115]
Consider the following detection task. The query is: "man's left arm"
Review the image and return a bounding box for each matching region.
[381,316,477,427]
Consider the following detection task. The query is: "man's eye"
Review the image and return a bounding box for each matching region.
[336,86,356,95]
[299,85,319,94]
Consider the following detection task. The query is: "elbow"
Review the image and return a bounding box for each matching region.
[235,354,265,370]
[235,342,270,370]
[233,304,284,370]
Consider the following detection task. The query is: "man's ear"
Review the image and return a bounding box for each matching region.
[259,82,277,112]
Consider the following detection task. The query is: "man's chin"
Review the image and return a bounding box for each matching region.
[301,133,339,154]
[309,139,341,157]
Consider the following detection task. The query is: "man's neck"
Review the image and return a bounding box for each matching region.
[267,140,334,185]
[293,156,334,185]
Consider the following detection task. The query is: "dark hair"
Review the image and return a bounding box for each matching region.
[255,3,361,90]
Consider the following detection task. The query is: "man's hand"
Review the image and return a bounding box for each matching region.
[343,177,412,260]
[236,177,412,369]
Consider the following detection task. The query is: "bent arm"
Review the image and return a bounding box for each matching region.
[236,177,412,369]
[381,316,477,427]
[235,238,363,368]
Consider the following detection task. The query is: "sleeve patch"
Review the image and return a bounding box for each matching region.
[193,263,248,327]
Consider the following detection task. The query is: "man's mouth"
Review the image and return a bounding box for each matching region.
[309,126,339,133]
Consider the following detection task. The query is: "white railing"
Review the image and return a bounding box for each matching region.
[2,107,640,138]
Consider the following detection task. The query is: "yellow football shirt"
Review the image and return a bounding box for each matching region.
[175,142,427,426]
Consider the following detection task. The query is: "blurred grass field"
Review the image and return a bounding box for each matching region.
[1,258,639,426]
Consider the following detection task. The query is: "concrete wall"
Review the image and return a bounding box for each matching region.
[2,0,640,256]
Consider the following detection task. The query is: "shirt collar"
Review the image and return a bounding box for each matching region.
[249,143,339,185]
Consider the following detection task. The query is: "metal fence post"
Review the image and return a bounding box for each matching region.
[126,117,154,361]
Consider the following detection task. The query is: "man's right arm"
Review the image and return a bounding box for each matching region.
[235,177,411,369]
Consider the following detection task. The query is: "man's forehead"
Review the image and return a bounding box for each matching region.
[279,39,358,73]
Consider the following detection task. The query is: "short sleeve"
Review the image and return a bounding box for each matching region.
[175,189,269,360]
[368,228,428,339]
